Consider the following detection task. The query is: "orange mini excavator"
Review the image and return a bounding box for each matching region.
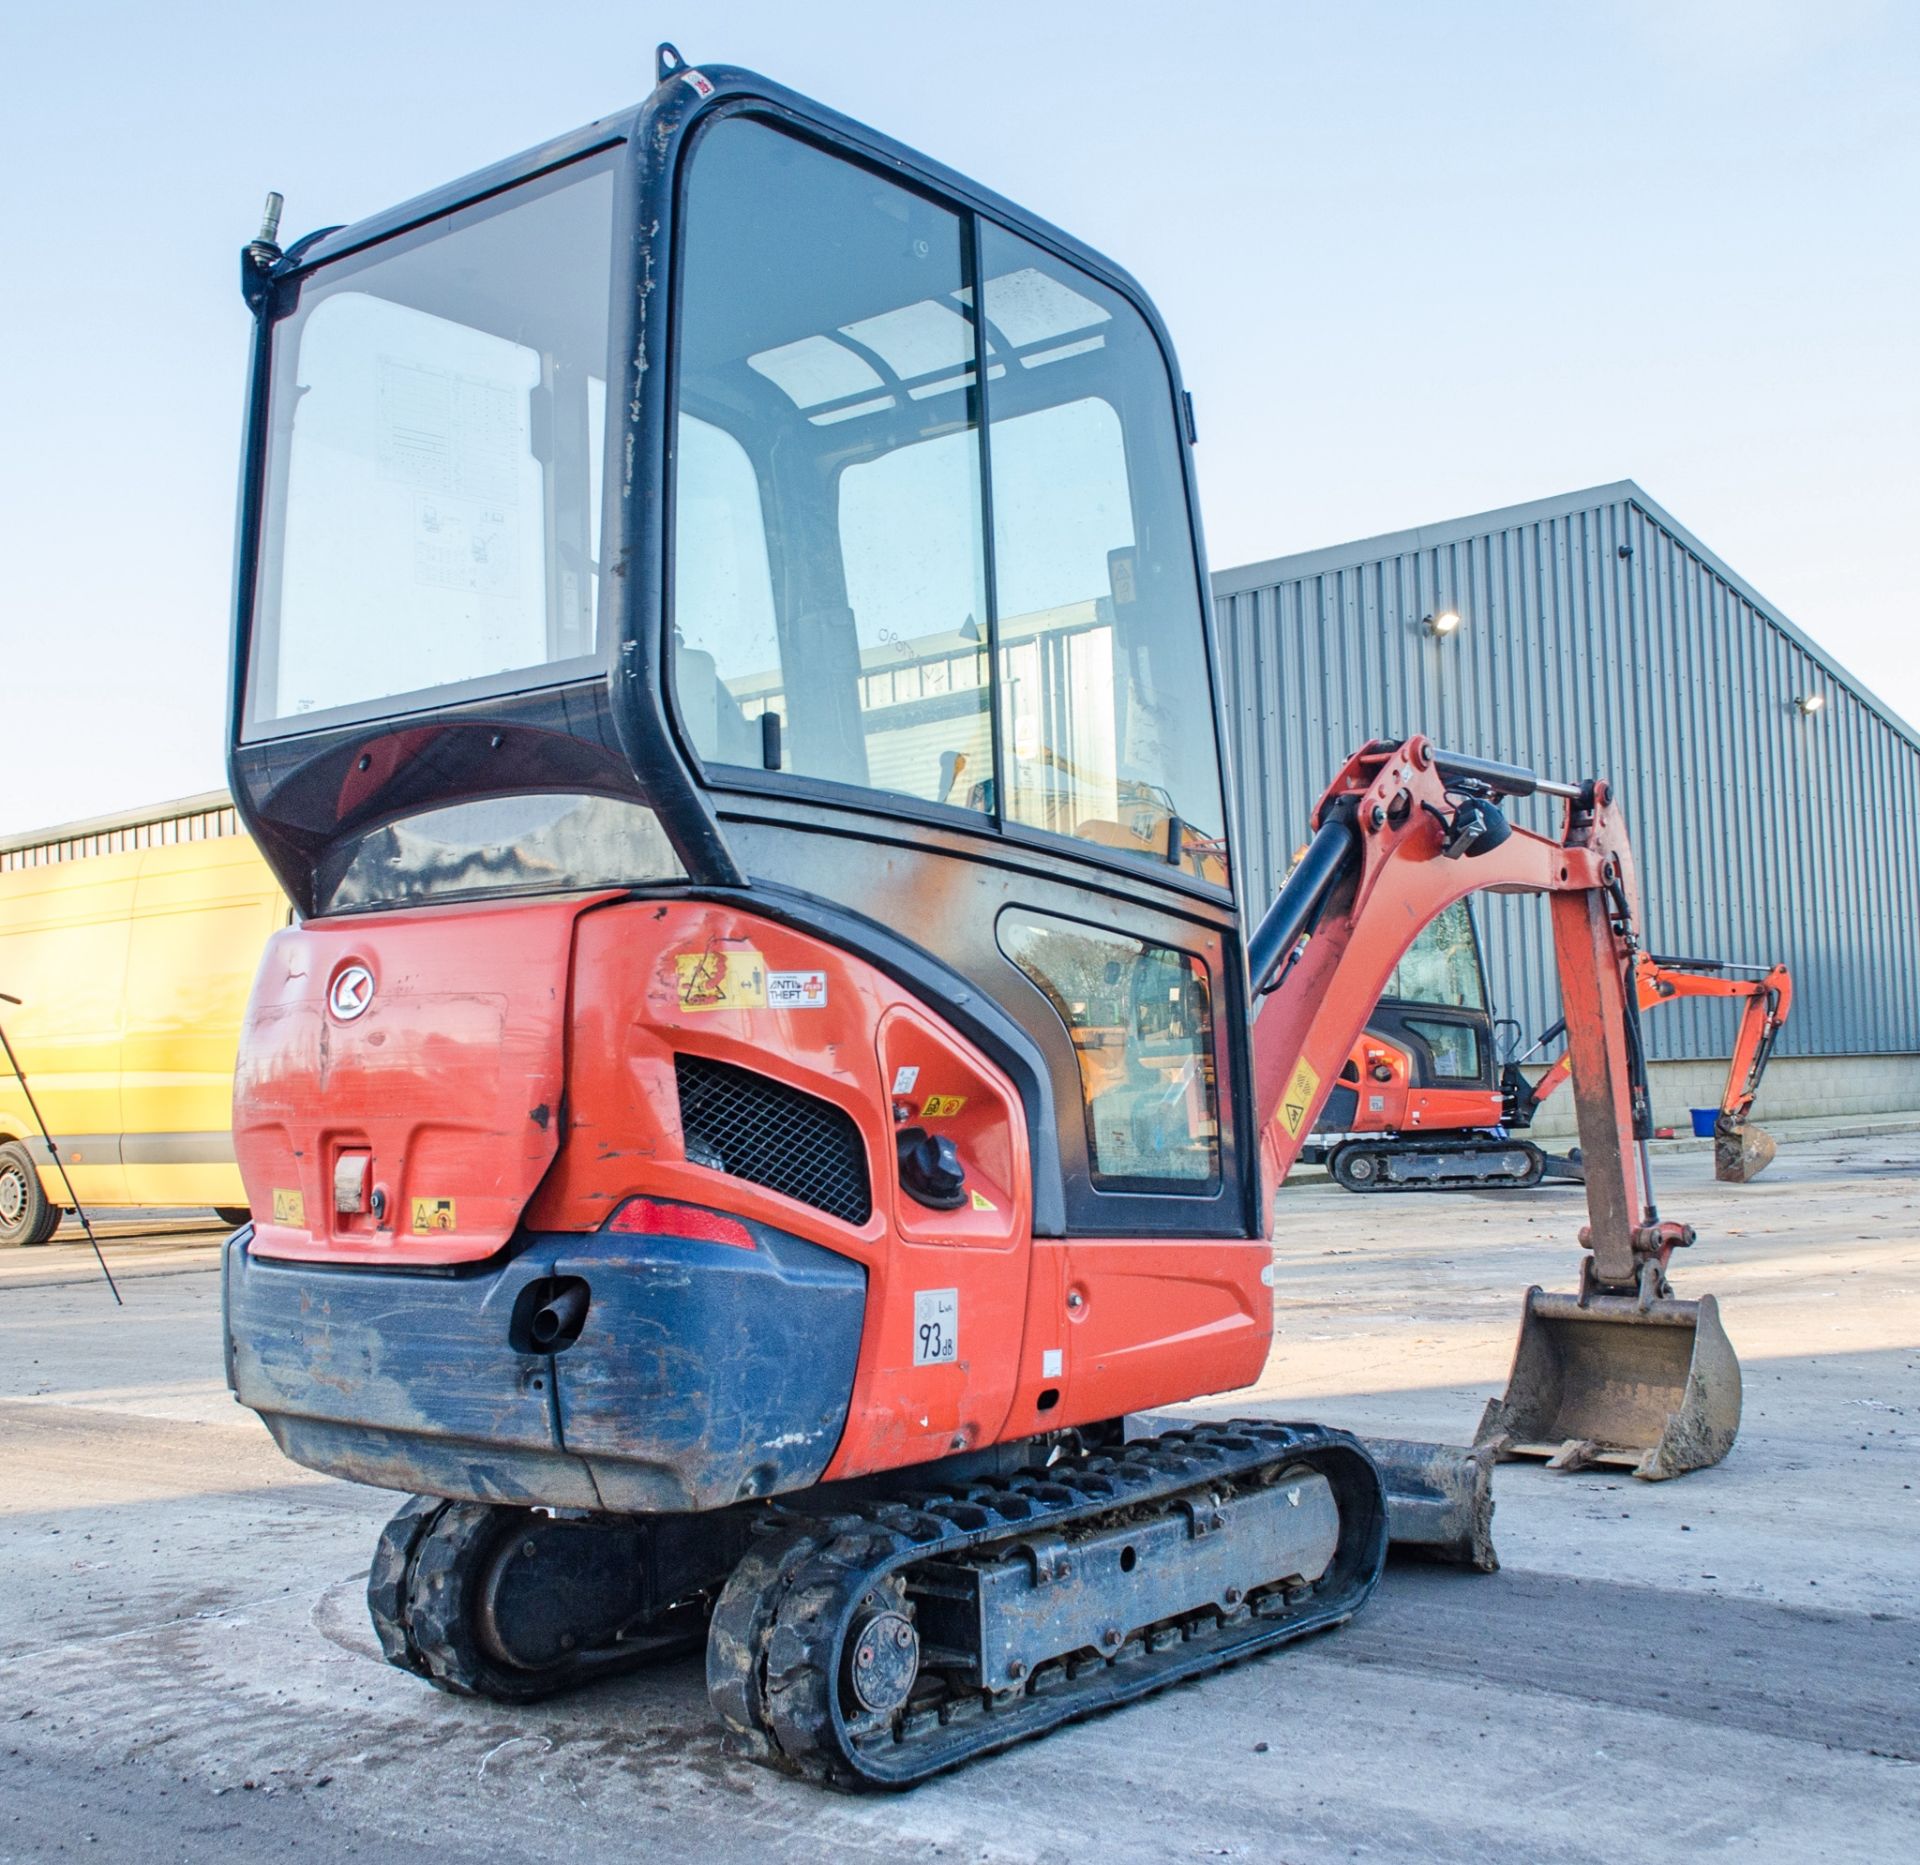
[222,49,1739,1787]
[1304,901,1792,1191]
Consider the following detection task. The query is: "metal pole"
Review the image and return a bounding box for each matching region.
[0,993,120,1304]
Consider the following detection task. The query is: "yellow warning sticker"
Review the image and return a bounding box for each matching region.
[412,1197,457,1233]
[271,1187,305,1226]
[676,948,767,1012]
[921,1094,968,1120]
[1278,1057,1321,1139]
[969,1188,996,1212]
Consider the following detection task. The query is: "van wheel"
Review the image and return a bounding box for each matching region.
[0,1142,57,1246]
[214,1207,252,1228]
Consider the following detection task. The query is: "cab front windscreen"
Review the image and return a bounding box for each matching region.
[244,150,618,737]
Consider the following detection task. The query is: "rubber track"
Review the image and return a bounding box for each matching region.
[365,1493,450,1678]
[374,1498,708,1703]
[1331,1137,1544,1192]
[707,1420,1388,1789]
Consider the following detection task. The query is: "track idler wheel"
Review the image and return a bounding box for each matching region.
[368,1497,703,1703]
[1330,1145,1384,1192]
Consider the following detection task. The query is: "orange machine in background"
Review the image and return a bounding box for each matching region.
[1306,896,1790,1192]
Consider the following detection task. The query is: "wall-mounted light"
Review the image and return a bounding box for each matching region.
[1794,693,1825,715]
[1423,609,1462,638]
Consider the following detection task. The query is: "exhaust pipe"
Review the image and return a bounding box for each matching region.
[530,1280,590,1350]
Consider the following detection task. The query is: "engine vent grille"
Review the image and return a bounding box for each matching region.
[674,1055,872,1226]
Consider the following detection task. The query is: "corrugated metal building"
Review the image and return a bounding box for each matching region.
[0,792,239,872]
[1212,480,1920,1127]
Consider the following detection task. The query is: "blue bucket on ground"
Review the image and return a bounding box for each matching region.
[1689,1107,1719,1138]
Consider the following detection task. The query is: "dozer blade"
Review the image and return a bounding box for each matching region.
[1715,1120,1777,1183]
[1130,1414,1498,1570]
[1361,1437,1498,1571]
[1473,1286,1741,1482]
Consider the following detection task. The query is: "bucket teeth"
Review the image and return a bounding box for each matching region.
[1475,1287,1742,1482]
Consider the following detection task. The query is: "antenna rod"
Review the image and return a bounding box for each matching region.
[0,993,121,1304]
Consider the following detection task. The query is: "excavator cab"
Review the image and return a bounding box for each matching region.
[232,62,1254,1256]
[224,51,1402,1787]
[223,50,1736,1786]
[1305,901,1550,1189]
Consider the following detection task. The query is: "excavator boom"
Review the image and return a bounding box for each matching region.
[1247,737,1739,1480]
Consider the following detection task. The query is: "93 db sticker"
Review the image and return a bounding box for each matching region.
[913,1289,958,1366]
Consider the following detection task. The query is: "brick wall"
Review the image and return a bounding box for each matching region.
[1525,1053,1920,1140]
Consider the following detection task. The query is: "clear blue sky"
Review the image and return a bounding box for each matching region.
[2,0,1915,833]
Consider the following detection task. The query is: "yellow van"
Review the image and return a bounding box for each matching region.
[0,794,287,1243]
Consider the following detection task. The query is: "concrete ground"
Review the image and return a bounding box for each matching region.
[1,1136,1914,1863]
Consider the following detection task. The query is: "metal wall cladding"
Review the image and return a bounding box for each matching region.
[1212,481,1920,1062]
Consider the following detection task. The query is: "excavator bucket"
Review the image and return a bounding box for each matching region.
[1474,1287,1741,1481]
[1715,1119,1777,1183]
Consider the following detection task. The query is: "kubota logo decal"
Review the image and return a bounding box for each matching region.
[328,963,375,1021]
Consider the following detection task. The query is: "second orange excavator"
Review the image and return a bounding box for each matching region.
[1305,902,1791,1191]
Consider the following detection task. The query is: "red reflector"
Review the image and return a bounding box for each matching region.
[607,1197,756,1249]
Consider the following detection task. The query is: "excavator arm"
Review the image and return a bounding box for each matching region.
[1518,955,1792,1181]
[1246,736,1739,1481]
[1248,736,1685,1295]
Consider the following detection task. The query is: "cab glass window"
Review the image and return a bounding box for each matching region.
[673,117,991,807]
[998,909,1219,1191]
[247,151,617,734]
[670,117,1229,883]
[979,224,1228,885]
[1405,1016,1482,1082]
[1384,902,1485,1009]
